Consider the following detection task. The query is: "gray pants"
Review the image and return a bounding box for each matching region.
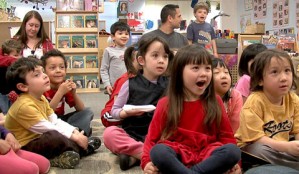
[245,164,299,174]
[60,107,94,136]
[242,142,299,171]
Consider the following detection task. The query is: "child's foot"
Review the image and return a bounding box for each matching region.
[119,154,140,170]
[50,151,80,169]
[84,137,101,156]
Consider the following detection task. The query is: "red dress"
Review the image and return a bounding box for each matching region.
[141,96,236,169]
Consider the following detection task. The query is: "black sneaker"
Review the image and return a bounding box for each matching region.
[50,151,80,169]
[85,137,101,156]
[119,154,140,171]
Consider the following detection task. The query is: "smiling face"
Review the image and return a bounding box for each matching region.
[138,41,169,81]
[213,64,231,97]
[112,30,130,47]
[259,57,293,104]
[194,8,208,23]
[44,56,66,89]
[25,17,41,39]
[22,66,50,99]
[182,63,212,101]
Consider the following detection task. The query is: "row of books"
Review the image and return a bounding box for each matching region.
[66,75,99,89]
[57,15,97,28]
[58,34,98,49]
[57,0,102,12]
[65,55,98,69]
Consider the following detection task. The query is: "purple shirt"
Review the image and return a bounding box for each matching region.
[0,125,9,139]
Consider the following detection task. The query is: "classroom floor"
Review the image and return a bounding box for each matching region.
[48,92,143,174]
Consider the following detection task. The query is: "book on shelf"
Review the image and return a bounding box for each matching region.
[98,0,104,13]
[85,34,98,48]
[85,0,93,11]
[73,75,85,89]
[262,35,279,49]
[57,0,84,11]
[57,15,70,28]
[72,55,85,68]
[71,15,84,28]
[71,35,84,48]
[85,75,98,88]
[66,74,72,81]
[57,35,71,48]
[85,55,98,68]
[65,55,72,69]
[85,15,98,28]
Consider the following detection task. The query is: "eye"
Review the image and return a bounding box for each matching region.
[285,68,291,72]
[271,70,278,74]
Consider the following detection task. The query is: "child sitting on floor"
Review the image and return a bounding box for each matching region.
[5,58,101,169]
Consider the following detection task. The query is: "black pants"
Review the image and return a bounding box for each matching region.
[150,143,241,174]
[22,130,85,159]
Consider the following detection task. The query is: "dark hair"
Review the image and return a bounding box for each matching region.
[238,43,267,76]
[250,49,297,91]
[137,36,174,69]
[193,2,209,13]
[40,49,67,69]
[14,10,50,50]
[160,4,179,23]
[2,39,22,55]
[6,58,42,94]
[124,44,139,75]
[110,21,130,35]
[161,45,221,139]
[212,58,232,102]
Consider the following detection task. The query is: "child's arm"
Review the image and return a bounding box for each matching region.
[111,80,144,119]
[186,24,193,45]
[211,39,219,58]
[70,81,85,111]
[100,48,113,94]
[48,80,73,110]
[0,112,5,126]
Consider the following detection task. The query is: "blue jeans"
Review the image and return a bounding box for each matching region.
[150,143,241,174]
[0,93,11,114]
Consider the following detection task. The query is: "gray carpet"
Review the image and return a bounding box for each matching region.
[49,92,143,174]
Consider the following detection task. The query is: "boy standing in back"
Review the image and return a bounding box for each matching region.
[187,2,218,58]
[100,21,130,95]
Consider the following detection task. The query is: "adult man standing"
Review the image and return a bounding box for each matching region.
[140,4,188,49]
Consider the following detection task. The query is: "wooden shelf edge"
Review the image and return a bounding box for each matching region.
[67,68,99,73]
[58,48,98,53]
[76,88,101,93]
[56,28,98,33]
[56,11,98,14]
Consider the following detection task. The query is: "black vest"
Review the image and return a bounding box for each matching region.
[122,73,168,142]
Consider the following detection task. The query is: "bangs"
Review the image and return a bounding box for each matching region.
[185,50,212,66]
[212,58,227,69]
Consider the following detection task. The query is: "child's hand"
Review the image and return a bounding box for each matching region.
[58,80,73,94]
[0,113,5,126]
[214,52,219,58]
[287,141,299,156]
[0,139,11,155]
[5,133,21,152]
[144,162,159,174]
[72,130,88,150]
[223,164,241,174]
[106,86,113,95]
[70,81,77,93]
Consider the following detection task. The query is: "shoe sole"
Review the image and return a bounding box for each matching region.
[50,151,80,169]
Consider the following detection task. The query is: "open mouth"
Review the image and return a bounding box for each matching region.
[196,81,205,87]
[221,82,228,85]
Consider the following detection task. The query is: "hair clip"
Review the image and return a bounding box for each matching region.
[134,45,138,51]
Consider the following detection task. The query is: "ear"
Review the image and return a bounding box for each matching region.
[258,80,263,87]
[16,83,28,93]
[137,56,145,66]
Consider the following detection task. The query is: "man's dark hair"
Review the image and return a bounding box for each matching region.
[160,4,179,23]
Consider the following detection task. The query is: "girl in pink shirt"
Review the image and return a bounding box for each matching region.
[212,58,243,133]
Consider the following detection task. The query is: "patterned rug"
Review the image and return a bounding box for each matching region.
[49,118,142,174]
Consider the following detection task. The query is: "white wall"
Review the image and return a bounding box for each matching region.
[220,0,238,32]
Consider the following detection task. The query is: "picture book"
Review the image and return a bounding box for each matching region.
[57,0,84,11]
[85,75,98,88]
[262,35,279,49]
[73,75,85,88]
[71,15,84,28]
[85,0,93,11]
[57,35,71,48]
[71,35,84,48]
[85,15,97,28]
[57,15,70,28]
[85,35,98,48]
[85,55,98,68]
[72,55,85,68]
[65,56,72,69]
